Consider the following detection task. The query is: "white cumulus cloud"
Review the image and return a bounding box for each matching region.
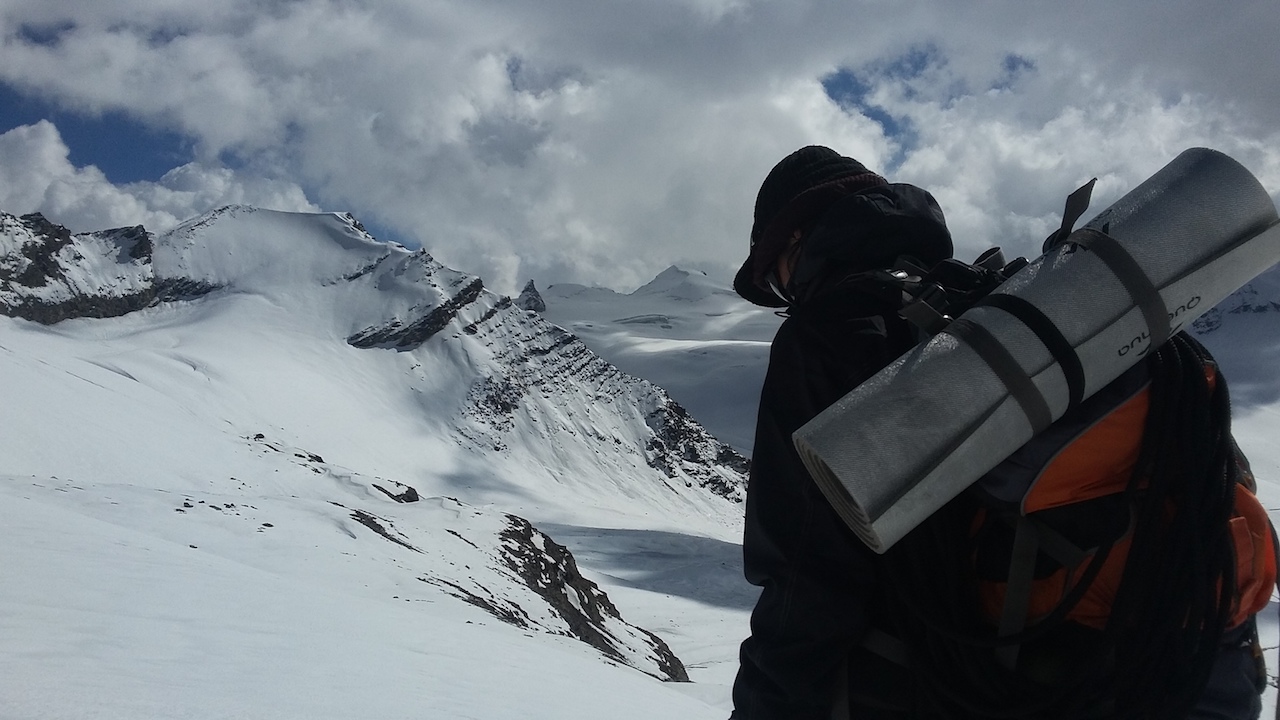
[0,120,318,233]
[1,0,1278,293]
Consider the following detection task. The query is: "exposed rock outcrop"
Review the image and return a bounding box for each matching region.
[499,515,688,682]
[1192,276,1280,333]
[515,279,546,312]
[457,305,747,502]
[645,401,749,500]
[347,277,486,349]
[0,212,217,324]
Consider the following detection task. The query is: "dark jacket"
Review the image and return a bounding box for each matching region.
[732,290,915,719]
[731,183,943,719]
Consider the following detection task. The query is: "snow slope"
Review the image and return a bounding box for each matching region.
[540,266,784,454]
[3,488,716,720]
[1,208,755,719]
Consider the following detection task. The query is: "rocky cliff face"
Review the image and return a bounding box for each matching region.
[348,276,488,348]
[515,279,547,312]
[495,514,688,681]
[455,290,746,503]
[0,212,217,324]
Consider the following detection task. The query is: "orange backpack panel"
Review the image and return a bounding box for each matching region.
[975,363,1276,631]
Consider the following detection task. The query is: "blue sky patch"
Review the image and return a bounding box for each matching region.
[0,81,193,183]
[16,21,77,47]
[1003,54,1035,76]
[821,69,909,140]
[821,64,921,171]
[505,55,585,98]
[880,46,941,95]
[820,45,949,154]
[993,54,1036,91]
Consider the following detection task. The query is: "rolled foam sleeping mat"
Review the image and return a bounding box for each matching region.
[793,147,1280,554]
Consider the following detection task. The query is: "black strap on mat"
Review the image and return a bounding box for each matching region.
[978,293,1087,411]
[943,318,1053,435]
[1067,228,1171,350]
[1043,178,1098,252]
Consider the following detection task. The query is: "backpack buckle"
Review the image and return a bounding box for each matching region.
[900,283,953,335]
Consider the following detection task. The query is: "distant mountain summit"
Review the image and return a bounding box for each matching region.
[1192,261,1280,409]
[1193,262,1280,332]
[540,265,784,454]
[515,279,546,312]
[631,265,735,303]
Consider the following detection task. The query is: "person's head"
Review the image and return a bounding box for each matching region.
[733,145,951,307]
[733,146,887,306]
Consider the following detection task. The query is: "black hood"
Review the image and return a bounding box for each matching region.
[735,183,952,308]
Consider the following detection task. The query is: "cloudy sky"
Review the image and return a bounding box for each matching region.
[2,1,1278,294]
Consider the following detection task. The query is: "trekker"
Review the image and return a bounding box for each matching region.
[728,145,1269,719]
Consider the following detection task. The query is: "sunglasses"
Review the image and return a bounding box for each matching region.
[764,267,791,304]
[762,237,802,304]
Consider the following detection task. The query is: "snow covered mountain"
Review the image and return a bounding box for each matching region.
[1,207,753,719]
[5,203,1280,719]
[539,266,785,454]
[1193,262,1280,409]
[0,207,745,509]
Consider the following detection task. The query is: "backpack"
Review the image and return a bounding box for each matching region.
[841,185,1278,719]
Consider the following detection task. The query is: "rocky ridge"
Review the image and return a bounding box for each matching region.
[0,212,217,323]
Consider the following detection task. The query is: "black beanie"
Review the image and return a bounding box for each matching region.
[750,146,876,244]
[735,146,887,307]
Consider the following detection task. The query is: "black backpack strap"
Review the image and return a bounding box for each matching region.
[995,515,1094,671]
[996,516,1040,669]
[861,627,912,668]
[899,287,952,336]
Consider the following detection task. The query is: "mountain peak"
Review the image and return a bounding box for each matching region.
[655,264,694,279]
[636,264,692,287]
[1,210,207,323]
[632,265,724,302]
[515,279,546,312]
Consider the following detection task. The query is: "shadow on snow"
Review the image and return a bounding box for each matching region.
[540,523,758,612]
